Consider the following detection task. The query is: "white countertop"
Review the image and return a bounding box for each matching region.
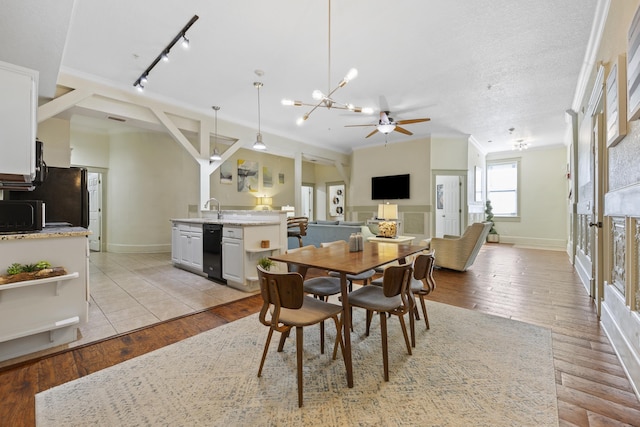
[171,218,280,226]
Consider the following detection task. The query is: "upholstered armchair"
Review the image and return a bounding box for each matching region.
[425,222,492,272]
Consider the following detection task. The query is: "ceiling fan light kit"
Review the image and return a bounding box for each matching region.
[345,111,431,139]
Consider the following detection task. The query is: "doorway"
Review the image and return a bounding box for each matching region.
[88,172,102,252]
[434,174,462,237]
[301,184,314,220]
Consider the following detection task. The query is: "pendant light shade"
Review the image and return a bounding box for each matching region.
[253,82,267,150]
[210,106,222,161]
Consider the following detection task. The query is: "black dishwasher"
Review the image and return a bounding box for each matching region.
[203,223,226,284]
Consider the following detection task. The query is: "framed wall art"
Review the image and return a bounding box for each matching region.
[627,5,640,121]
[606,54,627,147]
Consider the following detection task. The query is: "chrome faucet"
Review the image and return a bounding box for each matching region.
[204,198,222,219]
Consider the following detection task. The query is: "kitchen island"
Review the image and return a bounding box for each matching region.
[0,227,90,362]
[171,210,287,292]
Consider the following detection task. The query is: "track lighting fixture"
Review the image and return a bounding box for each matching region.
[253,82,267,151]
[132,15,199,92]
[210,106,222,162]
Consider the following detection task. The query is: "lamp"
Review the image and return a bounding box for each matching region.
[377,203,398,238]
[256,196,272,209]
[132,15,199,92]
[253,82,267,150]
[281,0,373,124]
[210,106,222,162]
[377,203,398,220]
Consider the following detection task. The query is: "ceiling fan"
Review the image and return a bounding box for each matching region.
[345,111,431,138]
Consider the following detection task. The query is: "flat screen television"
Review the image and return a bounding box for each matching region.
[371,174,410,200]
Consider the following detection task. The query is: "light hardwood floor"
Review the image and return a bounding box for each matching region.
[1,244,639,426]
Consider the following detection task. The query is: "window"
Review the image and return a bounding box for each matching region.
[487,160,519,216]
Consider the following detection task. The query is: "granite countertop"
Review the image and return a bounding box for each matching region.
[171,218,280,226]
[0,226,91,241]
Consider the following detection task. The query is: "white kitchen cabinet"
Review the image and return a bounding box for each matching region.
[0,60,37,184]
[223,224,282,291]
[0,229,90,362]
[222,230,243,283]
[171,225,180,263]
[173,222,203,273]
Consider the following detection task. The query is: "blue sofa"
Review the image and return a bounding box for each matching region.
[286,220,375,249]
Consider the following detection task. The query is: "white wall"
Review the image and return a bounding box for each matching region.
[487,146,567,249]
[351,138,431,239]
[37,117,71,167]
[209,148,295,210]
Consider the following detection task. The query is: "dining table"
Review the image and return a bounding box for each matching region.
[269,240,428,388]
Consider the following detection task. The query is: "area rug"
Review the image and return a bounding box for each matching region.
[36,301,558,426]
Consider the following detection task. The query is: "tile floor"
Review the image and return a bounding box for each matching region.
[78,252,251,347]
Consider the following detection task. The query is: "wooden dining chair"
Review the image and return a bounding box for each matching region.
[256,265,344,407]
[347,263,413,381]
[287,216,309,248]
[410,251,436,331]
[286,244,342,353]
[370,250,434,347]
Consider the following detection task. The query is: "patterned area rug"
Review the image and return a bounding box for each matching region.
[36,301,558,426]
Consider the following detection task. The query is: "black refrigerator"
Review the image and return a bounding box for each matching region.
[10,166,89,228]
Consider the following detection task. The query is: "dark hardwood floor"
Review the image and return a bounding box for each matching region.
[2,244,639,426]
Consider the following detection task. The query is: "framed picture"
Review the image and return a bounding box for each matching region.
[606,54,627,147]
[263,166,273,187]
[237,159,258,192]
[627,6,640,121]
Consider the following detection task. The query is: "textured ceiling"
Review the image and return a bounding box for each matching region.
[1,0,599,154]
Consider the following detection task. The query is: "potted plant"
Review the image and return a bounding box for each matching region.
[485,200,500,243]
[258,257,275,271]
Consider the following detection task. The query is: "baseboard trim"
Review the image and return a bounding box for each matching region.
[105,244,171,254]
[499,235,566,251]
[600,288,640,401]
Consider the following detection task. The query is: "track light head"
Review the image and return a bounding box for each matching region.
[181,34,189,49]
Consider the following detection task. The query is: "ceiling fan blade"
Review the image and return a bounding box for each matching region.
[344,124,376,128]
[394,126,413,136]
[395,118,431,125]
[365,129,379,138]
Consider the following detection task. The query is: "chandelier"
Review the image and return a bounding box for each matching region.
[512,140,529,151]
[281,0,372,125]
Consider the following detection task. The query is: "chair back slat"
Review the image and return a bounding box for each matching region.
[257,265,305,310]
[412,252,436,293]
[382,264,412,298]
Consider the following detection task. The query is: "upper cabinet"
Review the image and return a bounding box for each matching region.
[0,60,38,187]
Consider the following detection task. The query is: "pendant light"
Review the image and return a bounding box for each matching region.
[253,82,267,150]
[210,106,222,161]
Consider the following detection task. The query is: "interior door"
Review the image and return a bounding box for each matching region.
[591,97,605,316]
[576,66,605,316]
[435,175,461,237]
[87,172,102,252]
[301,184,314,220]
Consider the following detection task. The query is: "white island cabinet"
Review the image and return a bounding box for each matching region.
[222,224,282,291]
[171,210,288,292]
[171,221,203,273]
[0,227,90,362]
